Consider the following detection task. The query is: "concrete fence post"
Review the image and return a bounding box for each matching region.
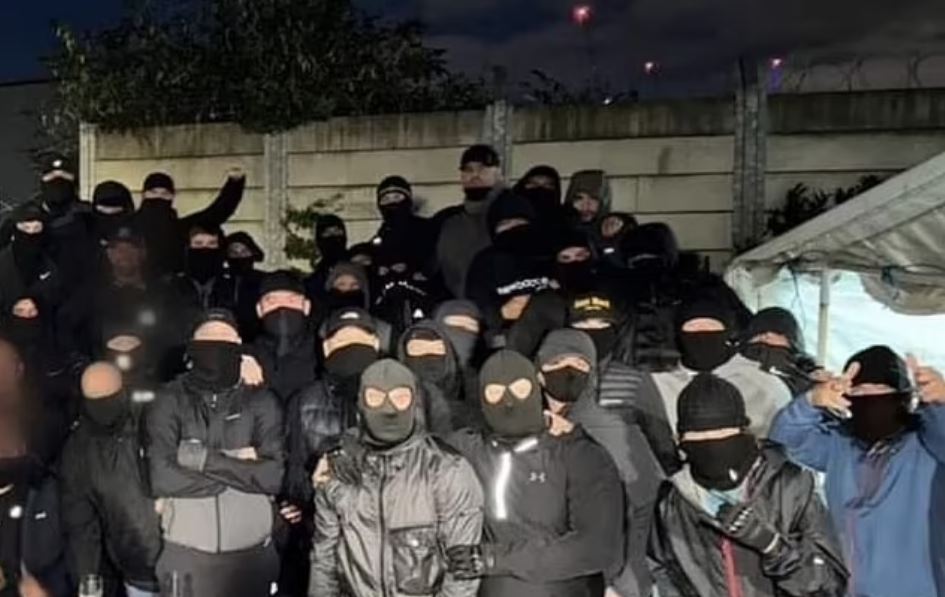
[732,59,769,252]
[78,122,98,201]
[263,131,289,267]
[482,100,515,177]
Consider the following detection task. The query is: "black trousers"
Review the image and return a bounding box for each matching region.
[157,541,278,597]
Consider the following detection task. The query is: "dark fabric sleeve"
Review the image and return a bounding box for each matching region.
[202,391,285,495]
[59,441,102,582]
[633,373,681,475]
[179,176,246,229]
[284,392,314,505]
[918,404,945,465]
[146,392,224,498]
[434,456,484,597]
[492,437,624,582]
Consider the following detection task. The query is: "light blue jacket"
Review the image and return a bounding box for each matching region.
[770,397,945,597]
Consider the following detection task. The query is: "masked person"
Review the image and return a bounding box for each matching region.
[60,363,161,597]
[309,359,484,597]
[650,373,847,597]
[91,181,135,247]
[373,175,438,271]
[399,321,481,434]
[372,248,438,342]
[739,308,820,398]
[225,231,266,342]
[514,165,565,235]
[99,316,164,397]
[135,168,247,278]
[147,309,284,597]
[434,144,506,298]
[537,330,665,597]
[0,203,61,317]
[445,350,624,597]
[169,223,238,333]
[250,271,317,405]
[770,346,945,597]
[554,227,600,298]
[304,214,348,304]
[324,261,371,314]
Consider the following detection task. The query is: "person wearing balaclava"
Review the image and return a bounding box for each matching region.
[373,175,438,271]
[444,349,623,597]
[91,180,135,245]
[225,231,265,341]
[371,245,439,341]
[135,168,246,278]
[60,362,161,597]
[304,214,348,304]
[0,339,68,597]
[399,320,482,434]
[147,309,283,597]
[99,315,163,396]
[249,271,317,404]
[739,307,820,398]
[537,329,665,597]
[309,359,484,597]
[514,164,567,241]
[434,299,485,400]
[0,203,61,317]
[771,346,945,597]
[650,373,847,597]
[434,144,506,298]
[168,223,238,332]
[564,169,612,248]
[323,261,371,314]
[554,227,600,298]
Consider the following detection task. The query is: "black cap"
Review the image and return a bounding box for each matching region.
[93,181,134,210]
[846,345,911,393]
[321,308,377,339]
[41,154,75,178]
[259,270,305,298]
[377,176,413,202]
[745,307,803,351]
[108,222,144,246]
[12,202,46,225]
[143,172,176,194]
[193,308,239,335]
[460,144,500,169]
[677,373,750,434]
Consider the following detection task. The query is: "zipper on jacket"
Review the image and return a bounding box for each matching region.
[379,457,389,597]
[721,538,744,597]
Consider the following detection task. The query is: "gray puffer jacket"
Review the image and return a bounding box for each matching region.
[310,431,484,597]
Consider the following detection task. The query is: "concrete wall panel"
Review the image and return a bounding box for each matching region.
[97,123,263,159]
[95,156,264,190]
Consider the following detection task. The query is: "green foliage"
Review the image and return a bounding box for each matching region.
[45,0,490,134]
[766,175,885,237]
[282,193,344,263]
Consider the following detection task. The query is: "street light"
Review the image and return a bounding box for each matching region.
[644,61,658,75]
[572,4,592,27]
[770,57,784,70]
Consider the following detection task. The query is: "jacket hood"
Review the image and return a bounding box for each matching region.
[325,261,371,308]
[536,328,599,404]
[397,320,462,394]
[515,165,562,197]
[225,232,265,263]
[486,190,536,243]
[564,170,613,218]
[621,222,680,270]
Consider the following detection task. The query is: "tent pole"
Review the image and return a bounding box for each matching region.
[817,268,832,365]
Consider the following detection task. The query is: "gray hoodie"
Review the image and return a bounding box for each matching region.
[435,185,505,298]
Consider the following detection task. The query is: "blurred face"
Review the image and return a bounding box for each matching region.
[106,334,142,353]
[227,242,253,260]
[573,193,601,223]
[749,332,791,348]
[257,290,310,318]
[143,187,174,202]
[351,253,372,267]
[332,274,361,293]
[682,318,726,333]
[15,220,43,235]
[379,192,408,207]
[501,295,531,322]
[681,427,741,442]
[557,246,591,264]
[11,299,38,320]
[193,321,241,344]
[523,175,556,190]
[107,241,145,275]
[42,169,74,183]
[323,326,380,357]
[461,162,500,189]
[190,232,220,250]
[572,318,612,331]
[321,226,345,240]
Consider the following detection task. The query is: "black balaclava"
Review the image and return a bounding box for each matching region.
[373,252,433,339]
[359,359,418,447]
[186,225,225,284]
[740,307,813,392]
[399,322,461,399]
[515,165,562,224]
[568,293,621,361]
[186,310,242,392]
[10,204,47,280]
[325,262,371,311]
[377,176,414,225]
[555,228,597,296]
[322,309,380,381]
[225,231,265,276]
[434,300,482,368]
[486,191,538,254]
[621,222,680,281]
[675,297,736,372]
[259,271,308,350]
[84,390,130,430]
[845,346,915,444]
[504,291,567,359]
[7,310,43,349]
[41,178,77,212]
[677,374,758,491]
[461,144,501,204]
[479,350,545,440]
[315,215,348,266]
[92,181,134,241]
[536,329,597,405]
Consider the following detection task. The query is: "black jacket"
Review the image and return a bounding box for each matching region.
[0,247,61,316]
[649,446,848,597]
[60,407,162,590]
[447,427,624,597]
[250,330,319,405]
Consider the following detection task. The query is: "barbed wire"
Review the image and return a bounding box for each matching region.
[774,51,945,93]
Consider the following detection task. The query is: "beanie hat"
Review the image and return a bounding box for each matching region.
[677,373,751,434]
[486,191,535,239]
[745,307,803,351]
[515,165,562,195]
[12,202,47,225]
[557,226,593,254]
[41,154,75,179]
[536,329,597,369]
[93,181,134,211]
[107,222,144,247]
[621,222,680,270]
[142,172,175,194]
[259,270,305,298]
[675,296,736,333]
[460,144,500,169]
[377,176,413,203]
[845,345,911,393]
[491,252,552,300]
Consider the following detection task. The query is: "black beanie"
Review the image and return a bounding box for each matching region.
[621,222,680,270]
[557,226,593,254]
[460,144,500,169]
[259,270,305,297]
[486,191,535,238]
[225,231,265,262]
[93,181,134,210]
[845,345,911,393]
[745,307,803,351]
[677,373,751,434]
[377,176,413,203]
[675,296,737,333]
[193,308,239,336]
[316,214,346,239]
[41,154,75,178]
[491,252,552,300]
[143,172,175,194]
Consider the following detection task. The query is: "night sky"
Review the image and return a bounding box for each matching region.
[3,0,945,94]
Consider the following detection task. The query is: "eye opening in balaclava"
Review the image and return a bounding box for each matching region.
[675,297,736,372]
[399,322,458,393]
[359,359,418,447]
[842,345,916,444]
[479,350,545,439]
[315,215,348,265]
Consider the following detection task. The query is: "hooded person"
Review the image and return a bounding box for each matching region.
[147,309,284,597]
[60,362,162,596]
[91,181,135,245]
[771,347,945,597]
[514,165,566,237]
[135,168,247,278]
[564,170,612,248]
[739,307,820,397]
[434,300,486,401]
[373,175,438,272]
[0,203,62,318]
[371,247,438,342]
[649,373,847,597]
[537,330,665,597]
[444,350,624,597]
[434,144,507,298]
[309,359,484,597]
[398,321,482,434]
[303,214,348,299]
[323,261,371,312]
[554,227,599,298]
[224,231,266,341]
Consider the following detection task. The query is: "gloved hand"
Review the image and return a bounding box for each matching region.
[177,440,209,472]
[717,502,781,555]
[328,436,367,486]
[446,544,497,580]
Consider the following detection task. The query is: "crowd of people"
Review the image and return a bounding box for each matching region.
[0,144,942,597]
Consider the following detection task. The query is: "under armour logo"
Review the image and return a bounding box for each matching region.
[529,472,546,483]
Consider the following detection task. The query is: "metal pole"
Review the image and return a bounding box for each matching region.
[817,268,832,365]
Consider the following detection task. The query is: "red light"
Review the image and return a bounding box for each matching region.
[644,61,657,75]
[572,5,592,26]
[770,57,784,69]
